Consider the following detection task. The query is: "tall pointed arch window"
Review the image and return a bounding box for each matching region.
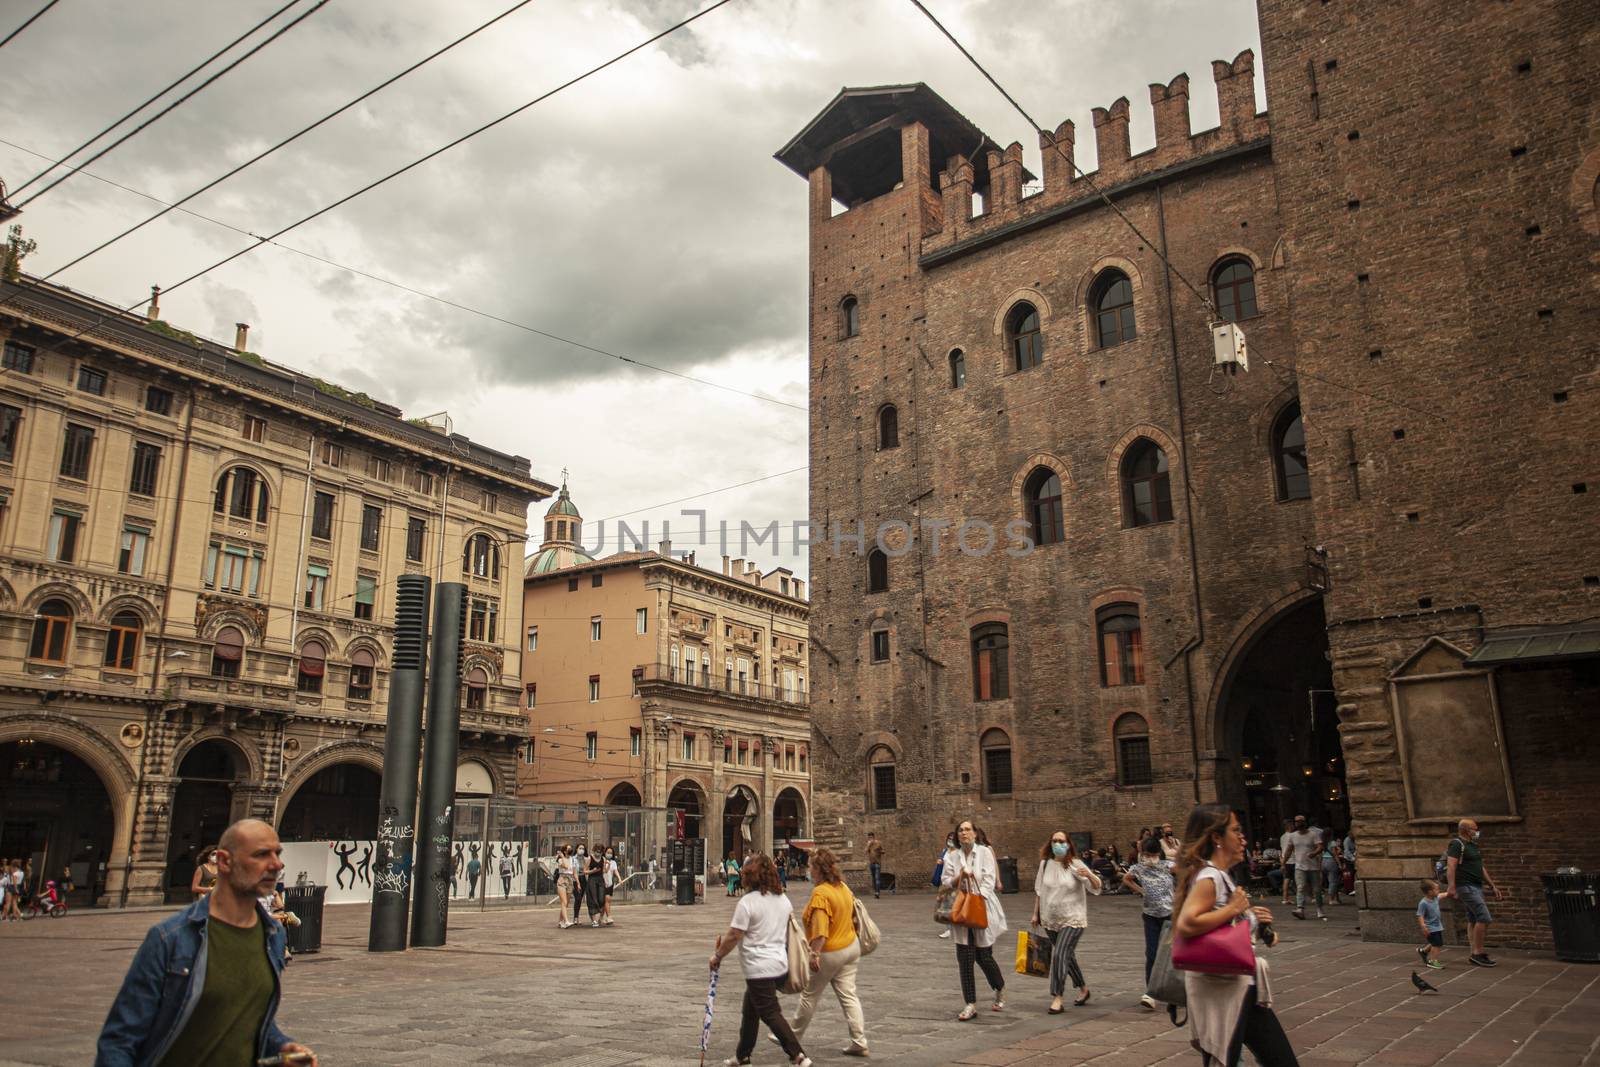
[1121,439,1173,526]
[1006,302,1043,370]
[1273,402,1310,501]
[1091,269,1136,347]
[971,623,1010,701]
[1212,258,1258,321]
[867,548,889,593]
[1023,467,1064,546]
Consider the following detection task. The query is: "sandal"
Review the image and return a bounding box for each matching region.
[991,996,1005,1012]
[1074,990,1092,1007]
[956,1004,977,1021]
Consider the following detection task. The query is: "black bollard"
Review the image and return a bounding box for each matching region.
[410,581,466,948]
[367,574,430,952]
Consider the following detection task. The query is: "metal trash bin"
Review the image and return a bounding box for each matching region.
[283,885,326,953]
[1542,872,1600,962]
[997,856,1020,895]
[675,872,696,906]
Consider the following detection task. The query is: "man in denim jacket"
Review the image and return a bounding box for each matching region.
[96,818,318,1067]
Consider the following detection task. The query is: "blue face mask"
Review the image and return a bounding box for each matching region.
[1051,842,1068,858]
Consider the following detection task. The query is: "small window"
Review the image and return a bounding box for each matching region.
[243,416,267,443]
[465,533,499,579]
[870,624,890,663]
[526,625,538,651]
[211,626,245,678]
[303,564,329,612]
[1023,467,1064,546]
[464,667,487,710]
[1115,713,1153,786]
[681,732,696,761]
[588,675,600,702]
[971,622,1010,701]
[311,492,335,540]
[878,405,899,450]
[47,511,82,563]
[568,577,579,592]
[521,739,536,765]
[950,349,966,387]
[867,548,889,593]
[367,455,391,480]
[591,616,602,641]
[359,504,382,552]
[60,424,94,480]
[524,683,537,708]
[215,467,270,523]
[348,649,374,700]
[129,442,161,497]
[413,469,435,495]
[636,607,648,634]
[869,747,897,811]
[1092,270,1136,347]
[0,403,20,462]
[469,599,488,641]
[29,598,74,662]
[406,516,426,562]
[841,296,860,338]
[1097,604,1144,687]
[76,366,107,395]
[2,341,34,374]
[482,490,498,512]
[980,728,1013,796]
[145,386,173,415]
[118,525,151,576]
[592,573,603,587]
[1121,439,1173,526]
[1212,259,1258,322]
[319,441,344,467]
[296,640,327,693]
[586,732,598,760]
[354,575,377,620]
[1273,402,1310,501]
[1006,302,1043,371]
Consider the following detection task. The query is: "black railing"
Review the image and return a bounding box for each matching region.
[636,662,808,706]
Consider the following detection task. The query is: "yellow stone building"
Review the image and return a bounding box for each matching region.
[0,276,552,905]
[520,487,812,863]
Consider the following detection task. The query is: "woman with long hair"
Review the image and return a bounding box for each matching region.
[555,845,575,929]
[940,819,1008,1021]
[709,852,812,1067]
[1174,803,1299,1067]
[780,846,869,1057]
[1031,831,1101,1013]
[189,846,218,900]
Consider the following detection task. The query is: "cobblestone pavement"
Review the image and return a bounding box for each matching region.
[1,890,1596,1066]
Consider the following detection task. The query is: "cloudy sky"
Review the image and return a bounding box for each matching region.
[1,0,1264,580]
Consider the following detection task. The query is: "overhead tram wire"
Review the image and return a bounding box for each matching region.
[0,143,805,413]
[904,0,1446,424]
[0,0,63,52]
[2,0,543,306]
[11,0,328,211]
[4,0,744,390]
[8,0,305,198]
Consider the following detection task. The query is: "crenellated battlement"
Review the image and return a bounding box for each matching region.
[922,50,1269,256]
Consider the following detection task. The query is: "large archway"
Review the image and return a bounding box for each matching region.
[772,787,805,846]
[0,740,116,906]
[722,785,759,865]
[1214,596,1347,845]
[667,779,705,842]
[279,762,381,841]
[166,739,250,901]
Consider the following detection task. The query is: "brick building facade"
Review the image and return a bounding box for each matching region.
[779,0,1597,947]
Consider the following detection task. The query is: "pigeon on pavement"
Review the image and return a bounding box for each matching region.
[1411,971,1438,994]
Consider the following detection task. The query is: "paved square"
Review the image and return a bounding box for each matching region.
[1,891,1595,1065]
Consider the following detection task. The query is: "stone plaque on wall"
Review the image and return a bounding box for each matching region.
[1388,637,1517,821]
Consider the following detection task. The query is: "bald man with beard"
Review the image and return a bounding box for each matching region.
[96,818,318,1067]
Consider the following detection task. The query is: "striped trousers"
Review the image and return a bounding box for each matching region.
[1048,925,1086,997]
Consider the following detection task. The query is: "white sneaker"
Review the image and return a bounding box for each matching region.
[794,1058,813,1067]
[938,929,952,939]
[1139,994,1156,1010]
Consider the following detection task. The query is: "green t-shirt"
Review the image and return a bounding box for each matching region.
[158,916,273,1067]
[1447,837,1484,887]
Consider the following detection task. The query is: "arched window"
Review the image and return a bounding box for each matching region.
[1121,439,1173,526]
[868,746,897,811]
[867,548,889,593]
[877,405,899,450]
[949,349,966,387]
[1212,258,1257,321]
[463,533,500,579]
[296,640,327,694]
[28,598,73,662]
[1273,402,1310,501]
[869,619,890,663]
[211,625,244,678]
[464,667,488,710]
[348,648,374,701]
[1023,467,1064,546]
[971,622,1010,701]
[1097,604,1144,687]
[1006,302,1043,370]
[103,610,142,671]
[980,727,1013,796]
[1114,712,1153,786]
[212,467,269,522]
[841,296,860,338]
[1092,270,1136,347]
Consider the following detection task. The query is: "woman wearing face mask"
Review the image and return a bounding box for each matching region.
[583,844,605,927]
[1031,832,1102,1013]
[601,845,619,926]
[1122,836,1176,1009]
[555,845,576,929]
[570,845,591,926]
[940,819,1008,1020]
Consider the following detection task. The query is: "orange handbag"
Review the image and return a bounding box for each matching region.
[950,871,989,929]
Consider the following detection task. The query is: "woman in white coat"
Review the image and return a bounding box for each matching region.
[940,819,1009,1020]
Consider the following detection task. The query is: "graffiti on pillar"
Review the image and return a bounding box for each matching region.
[431,804,453,926]
[373,806,414,897]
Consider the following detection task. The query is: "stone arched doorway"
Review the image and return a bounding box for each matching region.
[0,739,117,906]
[772,787,806,846]
[667,779,705,841]
[1213,595,1347,844]
[166,738,251,901]
[722,784,759,865]
[279,761,382,841]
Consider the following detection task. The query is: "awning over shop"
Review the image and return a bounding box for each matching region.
[1463,623,1600,667]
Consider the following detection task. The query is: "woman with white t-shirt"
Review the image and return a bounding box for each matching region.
[1174,804,1299,1067]
[708,853,812,1067]
[1031,830,1101,1013]
[555,847,576,929]
[940,819,1008,1021]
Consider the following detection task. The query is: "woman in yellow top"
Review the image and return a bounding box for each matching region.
[780,847,869,1058]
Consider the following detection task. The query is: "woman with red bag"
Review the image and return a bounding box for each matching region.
[939,820,1008,1021]
[1173,804,1300,1067]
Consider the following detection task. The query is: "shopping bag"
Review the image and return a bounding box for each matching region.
[1015,928,1051,976]
[1145,920,1186,1006]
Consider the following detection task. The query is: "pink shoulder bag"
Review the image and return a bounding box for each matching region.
[1171,868,1256,977]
